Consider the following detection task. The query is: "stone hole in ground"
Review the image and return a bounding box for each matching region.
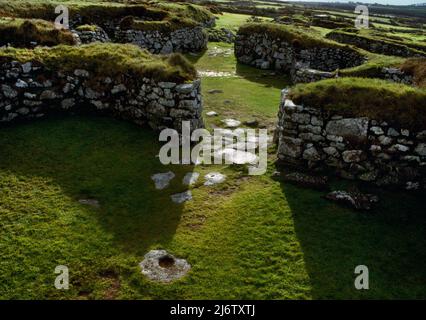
[158,255,175,269]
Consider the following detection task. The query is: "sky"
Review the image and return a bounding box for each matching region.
[277,1,424,5]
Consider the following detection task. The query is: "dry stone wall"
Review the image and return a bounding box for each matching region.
[276,90,426,189]
[0,59,203,131]
[235,32,365,74]
[115,26,207,54]
[326,31,426,58]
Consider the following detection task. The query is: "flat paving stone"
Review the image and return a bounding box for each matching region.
[218,148,258,165]
[204,172,226,186]
[183,172,200,186]
[206,111,218,116]
[171,190,192,204]
[151,171,175,190]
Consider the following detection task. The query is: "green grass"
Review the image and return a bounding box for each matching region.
[0,3,425,300]
[215,12,271,32]
[0,43,196,82]
[0,17,76,46]
[0,1,214,30]
[185,42,289,128]
[288,77,426,130]
[339,51,405,78]
[0,115,424,299]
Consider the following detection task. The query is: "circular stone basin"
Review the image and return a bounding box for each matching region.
[139,250,191,283]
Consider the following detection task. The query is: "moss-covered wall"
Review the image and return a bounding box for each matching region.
[0,43,203,131]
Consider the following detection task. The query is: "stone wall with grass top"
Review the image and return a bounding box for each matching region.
[0,44,203,131]
[276,79,426,189]
[235,23,365,76]
[115,23,207,54]
[326,31,426,58]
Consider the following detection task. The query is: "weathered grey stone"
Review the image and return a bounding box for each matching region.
[183,172,200,186]
[21,62,32,73]
[176,83,194,94]
[1,84,17,98]
[15,79,28,88]
[387,127,399,137]
[303,146,321,161]
[221,119,241,128]
[74,69,89,77]
[61,98,75,109]
[171,191,192,204]
[279,137,302,158]
[378,135,392,146]
[325,190,378,210]
[325,118,368,141]
[342,150,364,163]
[151,171,175,190]
[111,84,127,94]
[158,82,176,89]
[415,143,426,156]
[139,250,190,283]
[206,111,218,117]
[370,126,384,135]
[40,90,57,100]
[323,146,339,157]
[204,172,226,186]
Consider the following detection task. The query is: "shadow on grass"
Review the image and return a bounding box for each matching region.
[235,62,291,89]
[279,177,426,299]
[0,115,194,255]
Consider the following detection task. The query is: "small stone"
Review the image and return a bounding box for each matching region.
[243,119,259,127]
[389,144,409,153]
[378,135,392,146]
[158,82,176,89]
[401,129,409,137]
[139,250,190,283]
[208,89,223,94]
[303,146,321,161]
[282,172,328,190]
[342,150,364,163]
[176,83,194,94]
[15,79,28,88]
[1,84,18,98]
[21,62,32,73]
[370,126,384,135]
[183,172,200,186]
[415,143,426,156]
[40,90,57,100]
[61,98,75,109]
[221,119,241,128]
[111,84,126,94]
[405,181,419,190]
[387,128,399,137]
[325,190,378,210]
[216,148,258,165]
[206,111,218,117]
[204,172,226,186]
[151,171,175,190]
[171,190,192,204]
[74,69,89,77]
